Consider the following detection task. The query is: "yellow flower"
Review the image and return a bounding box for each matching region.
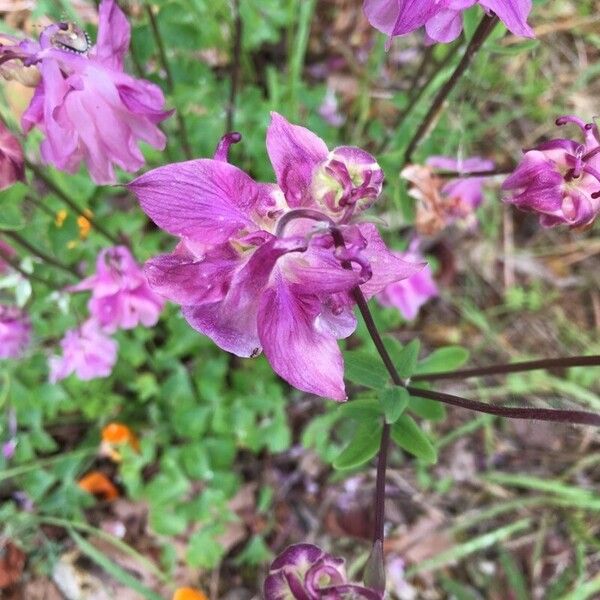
[77,209,93,239]
[55,209,68,227]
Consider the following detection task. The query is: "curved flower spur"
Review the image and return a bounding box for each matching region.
[128,113,424,400]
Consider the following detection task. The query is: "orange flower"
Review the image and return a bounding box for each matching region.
[172,588,208,600]
[77,209,93,240]
[78,471,119,501]
[100,422,140,462]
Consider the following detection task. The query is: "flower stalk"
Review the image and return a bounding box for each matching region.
[145,2,193,160]
[411,355,600,382]
[403,13,498,165]
[1,231,78,278]
[330,223,600,587]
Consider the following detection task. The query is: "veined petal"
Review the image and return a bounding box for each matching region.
[285,246,362,294]
[392,0,448,37]
[502,151,563,192]
[94,0,130,70]
[183,237,306,358]
[128,159,260,244]
[480,0,534,38]
[266,112,329,207]
[425,9,463,43]
[258,276,347,400]
[145,244,239,306]
[356,223,425,298]
[363,0,400,36]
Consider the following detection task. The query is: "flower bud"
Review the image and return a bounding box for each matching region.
[311,147,384,221]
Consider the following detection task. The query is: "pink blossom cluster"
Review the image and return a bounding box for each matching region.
[49,246,164,383]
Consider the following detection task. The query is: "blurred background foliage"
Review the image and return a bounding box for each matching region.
[0,0,599,597]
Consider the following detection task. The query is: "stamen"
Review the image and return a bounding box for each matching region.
[582,145,600,162]
[213,132,242,162]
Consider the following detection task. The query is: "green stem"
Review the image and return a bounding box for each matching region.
[145,2,193,160]
[1,231,78,278]
[26,160,123,246]
[288,0,316,119]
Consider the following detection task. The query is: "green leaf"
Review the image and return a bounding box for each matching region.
[149,509,188,536]
[186,527,225,569]
[416,346,470,375]
[394,339,421,378]
[344,350,388,389]
[69,530,163,600]
[409,396,447,422]
[379,387,409,424]
[391,415,437,464]
[0,183,27,230]
[233,535,273,566]
[338,398,382,420]
[333,418,383,470]
[490,39,540,55]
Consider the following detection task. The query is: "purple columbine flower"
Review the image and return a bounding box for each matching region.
[363,0,534,44]
[129,113,422,400]
[0,305,31,360]
[264,544,383,600]
[503,115,600,229]
[0,0,172,184]
[318,88,345,128]
[68,246,164,334]
[376,239,438,320]
[0,119,24,190]
[49,319,118,383]
[402,154,494,235]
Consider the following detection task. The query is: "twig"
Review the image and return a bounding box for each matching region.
[26,160,123,246]
[0,246,58,287]
[435,166,514,178]
[406,386,600,426]
[145,2,193,160]
[1,231,78,278]
[411,355,600,382]
[403,14,498,165]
